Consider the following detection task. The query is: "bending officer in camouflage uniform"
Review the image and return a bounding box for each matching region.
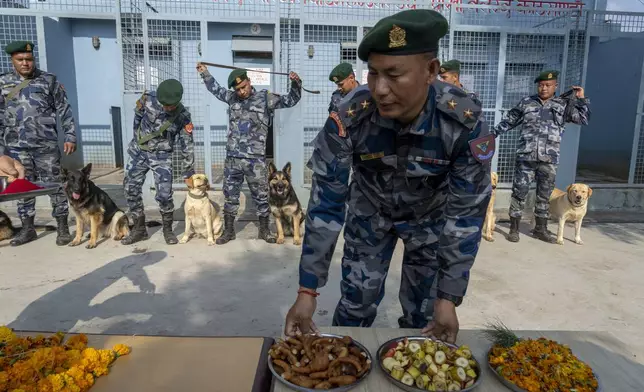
[492,70,590,243]
[0,41,76,247]
[328,62,360,114]
[121,79,195,245]
[196,63,302,244]
[284,10,493,343]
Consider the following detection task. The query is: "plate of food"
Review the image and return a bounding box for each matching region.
[484,321,602,392]
[376,336,482,391]
[268,333,373,391]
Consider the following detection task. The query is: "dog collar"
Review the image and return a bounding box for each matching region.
[188,192,207,200]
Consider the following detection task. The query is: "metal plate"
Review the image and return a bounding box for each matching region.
[0,182,61,203]
[486,347,603,392]
[376,336,483,392]
[268,333,373,392]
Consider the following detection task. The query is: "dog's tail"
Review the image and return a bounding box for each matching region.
[109,211,130,237]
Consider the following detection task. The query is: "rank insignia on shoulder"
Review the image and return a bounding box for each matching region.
[469,133,495,164]
[329,112,346,137]
[360,151,384,161]
[185,123,194,133]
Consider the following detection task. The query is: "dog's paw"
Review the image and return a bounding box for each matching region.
[68,239,82,247]
[207,239,216,246]
[85,242,97,249]
[574,238,584,245]
[556,238,564,245]
[179,237,190,244]
[276,237,285,245]
[293,238,302,246]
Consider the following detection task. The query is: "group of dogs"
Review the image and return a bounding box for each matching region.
[483,171,593,245]
[1,161,592,248]
[0,161,304,248]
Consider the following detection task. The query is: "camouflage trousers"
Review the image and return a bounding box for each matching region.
[332,206,446,329]
[124,146,174,218]
[7,147,68,220]
[223,156,270,217]
[509,160,558,219]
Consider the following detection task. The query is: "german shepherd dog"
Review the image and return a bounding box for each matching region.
[62,163,130,249]
[268,162,304,245]
[0,209,17,242]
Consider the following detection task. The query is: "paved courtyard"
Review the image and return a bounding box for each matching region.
[1,216,643,368]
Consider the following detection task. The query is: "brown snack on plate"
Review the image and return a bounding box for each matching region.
[314,381,333,389]
[287,337,304,351]
[290,375,318,388]
[291,365,313,375]
[329,375,357,386]
[276,346,298,365]
[310,351,330,372]
[273,359,291,373]
[309,371,329,379]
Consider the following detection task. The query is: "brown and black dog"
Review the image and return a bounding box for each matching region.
[62,163,130,249]
[268,161,304,245]
[0,209,17,242]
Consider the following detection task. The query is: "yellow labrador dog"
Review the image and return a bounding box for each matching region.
[482,172,498,242]
[180,174,223,246]
[549,183,592,245]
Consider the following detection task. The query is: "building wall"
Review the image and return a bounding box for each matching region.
[576,36,644,183]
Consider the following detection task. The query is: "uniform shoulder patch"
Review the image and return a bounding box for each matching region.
[329,111,346,137]
[337,85,374,128]
[185,122,194,134]
[436,88,482,130]
[468,133,495,164]
[135,91,148,110]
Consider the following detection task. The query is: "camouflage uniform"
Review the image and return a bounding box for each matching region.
[201,69,301,243]
[493,94,590,221]
[0,67,76,246]
[328,90,344,114]
[122,89,194,244]
[300,81,494,328]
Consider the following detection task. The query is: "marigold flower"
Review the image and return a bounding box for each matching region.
[112,344,131,357]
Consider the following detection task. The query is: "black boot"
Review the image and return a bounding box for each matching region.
[55,216,73,246]
[533,217,557,244]
[10,216,38,246]
[216,214,236,245]
[121,215,148,245]
[162,212,177,245]
[258,215,276,244]
[507,216,521,243]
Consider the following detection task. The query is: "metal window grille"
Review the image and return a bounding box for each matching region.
[146,19,205,184]
[81,125,115,168]
[2,0,114,13]
[0,15,38,74]
[120,12,144,92]
[635,113,644,184]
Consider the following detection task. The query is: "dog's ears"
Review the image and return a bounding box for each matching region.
[283,162,292,178]
[566,184,573,193]
[268,161,277,176]
[587,186,593,197]
[81,163,92,177]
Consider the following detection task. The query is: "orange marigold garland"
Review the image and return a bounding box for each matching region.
[0,325,131,392]
[484,321,599,392]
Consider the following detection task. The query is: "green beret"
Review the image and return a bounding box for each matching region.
[439,60,461,74]
[358,9,448,62]
[4,41,35,55]
[157,79,183,106]
[228,69,248,89]
[534,70,559,83]
[329,63,354,83]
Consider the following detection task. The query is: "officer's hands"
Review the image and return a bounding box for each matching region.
[196,62,207,74]
[289,72,301,84]
[284,290,319,337]
[63,143,76,155]
[572,85,585,99]
[421,299,459,344]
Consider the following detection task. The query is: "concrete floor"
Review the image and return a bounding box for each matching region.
[1,218,643,368]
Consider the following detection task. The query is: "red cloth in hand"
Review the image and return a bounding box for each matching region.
[0,179,43,194]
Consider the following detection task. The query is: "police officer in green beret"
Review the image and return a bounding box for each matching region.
[492,70,589,244]
[439,59,468,91]
[285,9,493,343]
[196,62,302,244]
[1,40,77,246]
[328,62,360,113]
[121,78,195,246]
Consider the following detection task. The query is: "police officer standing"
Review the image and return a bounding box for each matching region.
[492,70,589,243]
[196,63,302,244]
[284,10,493,343]
[0,41,76,247]
[121,79,195,245]
[328,62,360,113]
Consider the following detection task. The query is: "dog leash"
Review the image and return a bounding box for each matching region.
[199,61,321,95]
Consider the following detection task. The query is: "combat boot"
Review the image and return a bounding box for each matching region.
[55,215,73,246]
[121,215,148,245]
[532,217,557,244]
[507,216,520,243]
[258,215,276,244]
[216,214,236,245]
[161,212,178,245]
[10,216,38,247]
